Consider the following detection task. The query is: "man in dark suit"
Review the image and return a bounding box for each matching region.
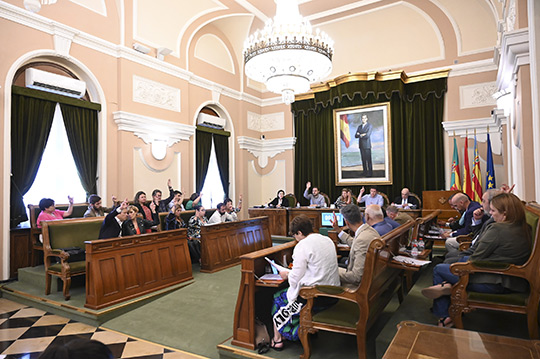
[355,114,373,177]
[392,188,420,209]
[98,199,129,239]
[441,193,482,243]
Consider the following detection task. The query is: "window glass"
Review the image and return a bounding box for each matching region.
[201,139,225,209]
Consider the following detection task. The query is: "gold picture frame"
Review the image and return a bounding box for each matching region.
[334,103,392,185]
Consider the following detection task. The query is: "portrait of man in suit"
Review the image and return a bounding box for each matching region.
[334,102,392,185]
[355,114,373,177]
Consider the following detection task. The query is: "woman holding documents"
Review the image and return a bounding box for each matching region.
[270,215,339,351]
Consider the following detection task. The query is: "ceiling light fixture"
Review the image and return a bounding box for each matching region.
[24,0,57,13]
[243,0,334,105]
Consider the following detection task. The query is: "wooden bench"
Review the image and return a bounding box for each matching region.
[232,240,296,349]
[158,208,217,231]
[85,228,193,309]
[41,217,103,300]
[199,216,272,273]
[28,203,89,266]
[449,202,540,338]
[297,221,416,359]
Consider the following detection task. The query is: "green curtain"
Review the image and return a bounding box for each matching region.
[195,130,213,192]
[292,77,447,204]
[10,94,56,227]
[213,134,229,197]
[60,103,99,197]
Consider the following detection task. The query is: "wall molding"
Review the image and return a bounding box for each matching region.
[114,111,195,159]
[496,28,530,93]
[237,136,296,168]
[442,112,507,138]
[133,75,181,112]
[247,111,285,132]
[459,81,497,109]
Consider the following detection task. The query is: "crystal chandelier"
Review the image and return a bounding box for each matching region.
[243,0,334,105]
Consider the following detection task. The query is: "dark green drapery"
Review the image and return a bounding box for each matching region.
[292,77,447,205]
[213,134,230,197]
[10,94,56,227]
[60,103,99,196]
[195,130,213,193]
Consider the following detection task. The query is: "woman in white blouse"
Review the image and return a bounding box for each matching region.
[270,215,339,351]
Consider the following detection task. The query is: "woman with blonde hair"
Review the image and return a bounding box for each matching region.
[422,192,531,327]
[121,203,159,236]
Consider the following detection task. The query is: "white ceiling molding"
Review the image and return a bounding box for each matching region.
[237,136,296,168]
[496,28,529,94]
[442,113,507,138]
[114,111,195,160]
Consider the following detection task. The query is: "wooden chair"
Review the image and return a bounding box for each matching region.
[298,222,415,359]
[351,194,358,205]
[379,192,390,207]
[409,192,422,208]
[285,193,297,207]
[320,193,331,207]
[449,202,540,338]
[41,217,103,300]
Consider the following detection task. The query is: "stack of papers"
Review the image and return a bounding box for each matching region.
[265,257,291,273]
[259,274,283,280]
[392,255,431,267]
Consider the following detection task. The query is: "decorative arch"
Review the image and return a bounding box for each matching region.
[2,50,107,279]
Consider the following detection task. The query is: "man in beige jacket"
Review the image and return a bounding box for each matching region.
[332,204,381,287]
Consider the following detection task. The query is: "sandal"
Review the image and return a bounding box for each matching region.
[271,339,285,351]
[438,317,454,328]
[421,282,452,299]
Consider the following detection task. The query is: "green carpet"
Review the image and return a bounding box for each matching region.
[102,264,241,359]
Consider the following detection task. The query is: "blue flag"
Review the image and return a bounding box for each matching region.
[486,133,496,190]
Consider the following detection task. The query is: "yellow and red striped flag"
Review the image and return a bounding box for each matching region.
[463,136,473,199]
[340,114,350,148]
[472,136,483,202]
[450,138,461,190]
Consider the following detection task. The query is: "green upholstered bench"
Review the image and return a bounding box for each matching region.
[41,217,103,300]
[449,202,540,338]
[298,220,416,359]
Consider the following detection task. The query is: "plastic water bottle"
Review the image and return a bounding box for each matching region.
[296,202,300,208]
[418,238,425,252]
[411,239,419,258]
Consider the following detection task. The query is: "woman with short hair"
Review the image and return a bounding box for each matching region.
[36,196,74,228]
[121,204,159,236]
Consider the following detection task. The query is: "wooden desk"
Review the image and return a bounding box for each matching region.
[85,229,193,310]
[200,217,272,273]
[384,321,540,358]
[232,241,296,350]
[247,208,288,236]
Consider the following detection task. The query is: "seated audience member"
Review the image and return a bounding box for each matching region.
[444,189,500,264]
[334,188,353,209]
[152,179,175,212]
[133,191,153,221]
[303,181,326,207]
[208,203,227,224]
[98,199,129,239]
[441,193,484,252]
[365,204,394,236]
[357,186,384,207]
[121,204,159,236]
[386,205,414,225]
[37,196,74,228]
[270,215,340,350]
[383,209,400,229]
[187,205,208,263]
[38,338,112,359]
[168,190,184,211]
[392,187,419,209]
[269,189,289,208]
[165,204,186,230]
[445,193,465,231]
[84,194,117,218]
[332,204,380,287]
[185,192,202,210]
[422,192,531,328]
[225,196,242,217]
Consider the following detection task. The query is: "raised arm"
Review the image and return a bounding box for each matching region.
[63,196,74,217]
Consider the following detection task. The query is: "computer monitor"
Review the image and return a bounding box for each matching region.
[321,212,344,227]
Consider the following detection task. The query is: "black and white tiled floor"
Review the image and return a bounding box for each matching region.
[0,298,201,359]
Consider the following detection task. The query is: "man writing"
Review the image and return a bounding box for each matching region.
[392,188,419,209]
[355,114,373,177]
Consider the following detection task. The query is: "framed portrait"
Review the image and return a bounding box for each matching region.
[334,103,392,185]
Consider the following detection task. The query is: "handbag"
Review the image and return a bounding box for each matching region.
[255,318,270,354]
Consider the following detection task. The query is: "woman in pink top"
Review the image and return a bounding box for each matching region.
[36,196,74,228]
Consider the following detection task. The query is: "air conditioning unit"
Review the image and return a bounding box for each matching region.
[25,68,86,99]
[197,112,225,129]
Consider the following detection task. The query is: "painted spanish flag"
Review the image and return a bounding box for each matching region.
[450,138,461,190]
[472,136,483,202]
[462,136,473,199]
[340,114,350,148]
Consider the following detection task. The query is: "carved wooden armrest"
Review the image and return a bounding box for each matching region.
[449,261,526,279]
[46,249,70,260]
[458,242,472,251]
[455,234,472,243]
[299,285,356,302]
